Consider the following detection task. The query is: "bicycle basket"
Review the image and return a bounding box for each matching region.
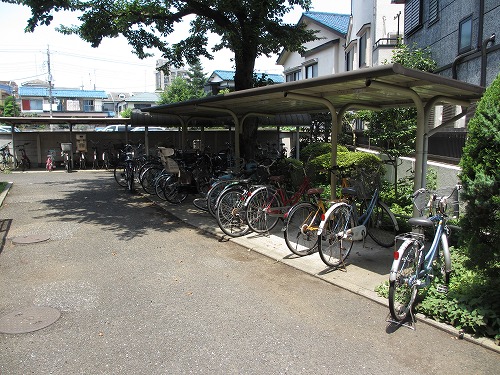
[61,143,72,152]
[413,186,461,218]
[348,168,381,199]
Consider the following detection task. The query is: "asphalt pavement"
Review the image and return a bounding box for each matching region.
[0,169,498,359]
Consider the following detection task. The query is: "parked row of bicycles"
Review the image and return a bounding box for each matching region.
[112,143,460,326]
[0,142,32,171]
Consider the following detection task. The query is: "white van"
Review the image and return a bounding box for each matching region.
[101,125,127,132]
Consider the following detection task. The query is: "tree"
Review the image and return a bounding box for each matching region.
[356,43,437,194]
[2,96,21,117]
[459,73,500,276]
[158,61,208,104]
[14,0,318,158]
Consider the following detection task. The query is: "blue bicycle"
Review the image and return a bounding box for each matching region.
[388,186,459,323]
[316,167,399,268]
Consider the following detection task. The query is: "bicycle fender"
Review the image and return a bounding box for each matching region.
[378,200,400,231]
[441,232,452,274]
[389,239,413,282]
[317,202,348,235]
[242,185,273,208]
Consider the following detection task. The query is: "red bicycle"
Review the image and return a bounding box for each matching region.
[244,172,312,233]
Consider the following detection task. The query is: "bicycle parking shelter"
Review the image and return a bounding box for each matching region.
[1,64,484,198]
[141,63,484,197]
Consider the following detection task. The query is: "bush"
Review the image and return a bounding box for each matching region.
[299,142,348,163]
[459,73,500,276]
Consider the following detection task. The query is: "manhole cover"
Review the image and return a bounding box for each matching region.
[0,307,61,334]
[12,234,50,245]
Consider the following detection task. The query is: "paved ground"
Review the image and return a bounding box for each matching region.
[0,169,498,363]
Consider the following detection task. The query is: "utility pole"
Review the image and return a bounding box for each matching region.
[47,45,53,117]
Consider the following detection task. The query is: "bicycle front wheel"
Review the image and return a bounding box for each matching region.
[284,202,320,256]
[207,180,232,218]
[141,166,163,195]
[365,201,398,248]
[317,204,355,268]
[216,188,250,237]
[245,187,281,233]
[389,240,420,322]
[114,164,127,187]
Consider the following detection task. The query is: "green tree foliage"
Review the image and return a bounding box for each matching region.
[159,76,195,104]
[356,43,437,194]
[2,96,21,117]
[459,73,500,276]
[120,107,133,118]
[13,0,318,158]
[17,0,317,91]
[158,61,208,104]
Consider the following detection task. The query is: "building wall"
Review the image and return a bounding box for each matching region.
[405,0,500,87]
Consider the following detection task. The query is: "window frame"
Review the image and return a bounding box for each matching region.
[458,15,473,54]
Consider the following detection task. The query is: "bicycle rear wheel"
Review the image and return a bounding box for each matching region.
[389,240,420,322]
[114,164,127,187]
[362,201,397,247]
[216,187,250,237]
[245,187,282,233]
[317,204,355,268]
[207,180,232,218]
[141,166,164,195]
[284,202,320,256]
[164,175,188,204]
[193,197,209,211]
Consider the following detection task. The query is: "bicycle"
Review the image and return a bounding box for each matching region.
[282,187,330,256]
[388,186,458,324]
[77,150,86,170]
[45,149,57,171]
[0,142,15,171]
[244,169,312,234]
[61,143,72,173]
[316,167,399,268]
[16,143,31,171]
[90,140,100,169]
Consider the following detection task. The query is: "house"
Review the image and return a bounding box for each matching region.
[113,92,160,115]
[276,12,350,80]
[346,0,405,71]
[18,81,109,117]
[395,0,499,88]
[205,70,285,95]
[277,1,405,79]
[0,81,15,108]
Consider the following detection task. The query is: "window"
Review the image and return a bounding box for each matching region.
[305,63,318,79]
[359,33,367,67]
[404,0,422,36]
[286,70,302,82]
[346,49,354,71]
[458,16,472,53]
[30,99,43,110]
[429,0,439,24]
[83,100,94,112]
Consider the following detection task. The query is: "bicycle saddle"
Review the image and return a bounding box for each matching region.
[408,216,434,227]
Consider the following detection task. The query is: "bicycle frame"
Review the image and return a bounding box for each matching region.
[390,215,451,289]
[246,175,311,218]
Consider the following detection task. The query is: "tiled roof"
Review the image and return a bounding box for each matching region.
[19,87,108,99]
[212,70,284,83]
[303,11,350,35]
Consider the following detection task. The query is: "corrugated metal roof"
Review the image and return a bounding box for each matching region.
[211,70,284,83]
[303,12,350,35]
[125,92,160,102]
[19,87,108,99]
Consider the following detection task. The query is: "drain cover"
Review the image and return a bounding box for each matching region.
[0,307,61,334]
[12,234,50,245]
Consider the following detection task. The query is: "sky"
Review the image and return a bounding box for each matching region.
[0,1,351,93]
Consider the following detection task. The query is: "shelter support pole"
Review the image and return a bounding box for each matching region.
[365,80,426,192]
[197,106,241,171]
[284,92,338,199]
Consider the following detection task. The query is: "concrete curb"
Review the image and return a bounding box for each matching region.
[0,182,13,207]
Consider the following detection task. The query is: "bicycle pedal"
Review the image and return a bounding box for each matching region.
[436,284,449,294]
